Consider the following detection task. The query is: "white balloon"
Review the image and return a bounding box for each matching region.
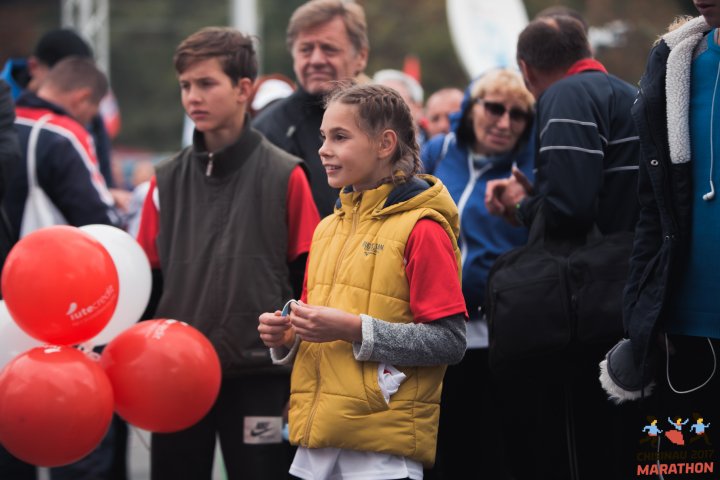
[80,224,152,346]
[0,300,41,370]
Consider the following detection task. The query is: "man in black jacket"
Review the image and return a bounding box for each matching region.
[485,16,640,480]
[253,0,368,217]
[1,29,120,194]
[7,57,116,236]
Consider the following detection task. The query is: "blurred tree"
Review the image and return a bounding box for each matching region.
[0,0,58,61]
[110,0,227,151]
[258,0,304,79]
[0,0,698,152]
[524,0,697,86]
[363,1,466,95]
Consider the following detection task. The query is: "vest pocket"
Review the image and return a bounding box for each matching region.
[363,361,390,412]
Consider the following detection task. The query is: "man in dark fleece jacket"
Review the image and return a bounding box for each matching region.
[253,0,369,218]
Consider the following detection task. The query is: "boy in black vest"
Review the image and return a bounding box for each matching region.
[136,27,319,480]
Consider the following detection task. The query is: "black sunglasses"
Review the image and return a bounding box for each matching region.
[475,99,530,123]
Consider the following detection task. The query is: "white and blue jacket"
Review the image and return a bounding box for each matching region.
[421,85,535,323]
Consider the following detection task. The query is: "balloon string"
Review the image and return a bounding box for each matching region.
[76,342,101,361]
[131,425,151,451]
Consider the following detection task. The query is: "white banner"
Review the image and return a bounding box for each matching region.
[446,0,529,78]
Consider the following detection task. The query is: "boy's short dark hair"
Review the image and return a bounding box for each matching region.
[34,29,93,67]
[174,27,258,84]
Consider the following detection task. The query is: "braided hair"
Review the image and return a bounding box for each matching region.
[324,82,421,180]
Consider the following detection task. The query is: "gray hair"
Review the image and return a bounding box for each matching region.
[372,69,424,104]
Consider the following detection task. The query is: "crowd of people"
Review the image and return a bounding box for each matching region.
[0,0,718,479]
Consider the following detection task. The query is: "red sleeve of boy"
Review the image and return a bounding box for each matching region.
[286,166,320,262]
[135,176,161,269]
[406,219,468,323]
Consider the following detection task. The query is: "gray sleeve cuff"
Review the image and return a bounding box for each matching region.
[270,334,301,365]
[353,314,375,361]
[353,314,467,366]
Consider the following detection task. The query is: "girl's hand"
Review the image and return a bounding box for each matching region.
[287,301,362,343]
[258,310,295,348]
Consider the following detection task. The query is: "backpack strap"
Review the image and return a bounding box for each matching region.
[26,113,53,190]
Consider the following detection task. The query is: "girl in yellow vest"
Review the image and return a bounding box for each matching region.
[259,82,468,480]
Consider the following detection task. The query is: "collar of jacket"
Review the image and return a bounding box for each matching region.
[662,15,711,165]
[291,86,325,116]
[335,175,443,219]
[16,91,72,119]
[564,58,608,76]
[191,113,263,178]
[472,148,523,172]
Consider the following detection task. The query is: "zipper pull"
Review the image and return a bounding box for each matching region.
[205,153,214,176]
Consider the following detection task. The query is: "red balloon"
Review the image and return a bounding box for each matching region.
[0,346,114,467]
[101,319,221,433]
[1,226,119,345]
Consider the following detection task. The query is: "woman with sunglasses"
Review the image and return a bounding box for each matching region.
[420,68,534,479]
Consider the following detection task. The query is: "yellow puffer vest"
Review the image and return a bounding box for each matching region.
[289,175,461,467]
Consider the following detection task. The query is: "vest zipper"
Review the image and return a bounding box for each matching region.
[206,152,214,176]
[301,354,322,447]
[302,199,360,444]
[326,199,360,306]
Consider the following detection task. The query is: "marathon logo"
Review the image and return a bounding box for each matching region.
[636,462,714,476]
